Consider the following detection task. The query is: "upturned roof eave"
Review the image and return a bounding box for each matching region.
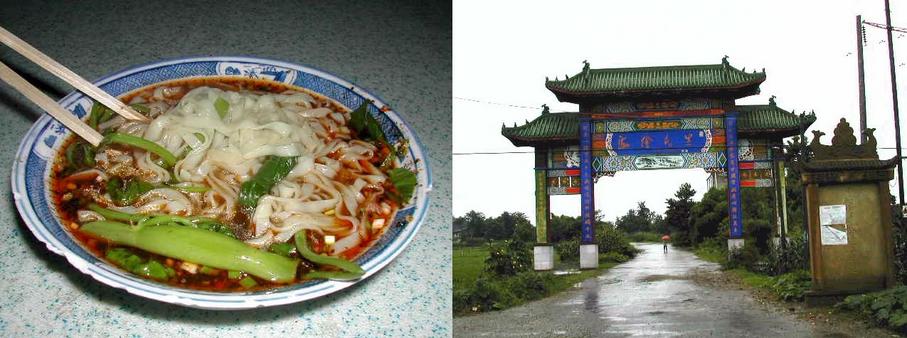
[545,81,765,103]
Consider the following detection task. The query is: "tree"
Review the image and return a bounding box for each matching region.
[463,210,487,239]
[689,187,728,244]
[616,201,656,233]
[509,212,535,243]
[665,183,696,246]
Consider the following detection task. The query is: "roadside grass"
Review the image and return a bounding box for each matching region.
[728,268,774,289]
[454,245,623,316]
[692,238,727,266]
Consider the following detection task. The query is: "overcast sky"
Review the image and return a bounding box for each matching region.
[453,0,907,225]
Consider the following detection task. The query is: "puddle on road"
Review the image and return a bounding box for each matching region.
[640,274,689,282]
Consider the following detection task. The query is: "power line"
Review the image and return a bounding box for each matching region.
[453,97,543,110]
[864,20,907,34]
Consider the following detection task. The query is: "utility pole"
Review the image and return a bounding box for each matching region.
[858,15,867,142]
[886,0,905,204]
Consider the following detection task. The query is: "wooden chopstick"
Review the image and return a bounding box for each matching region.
[0,60,103,146]
[0,25,149,123]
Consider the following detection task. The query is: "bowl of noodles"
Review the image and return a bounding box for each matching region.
[11,56,431,309]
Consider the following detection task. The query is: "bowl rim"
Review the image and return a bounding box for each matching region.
[10,56,433,309]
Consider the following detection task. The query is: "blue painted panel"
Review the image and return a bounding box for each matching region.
[726,113,744,239]
[606,130,711,156]
[579,120,595,244]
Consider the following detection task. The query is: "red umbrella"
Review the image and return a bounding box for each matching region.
[661,235,671,241]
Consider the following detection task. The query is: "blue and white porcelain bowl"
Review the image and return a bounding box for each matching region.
[11,56,432,309]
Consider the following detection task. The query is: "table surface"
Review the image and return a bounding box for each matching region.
[0,1,451,336]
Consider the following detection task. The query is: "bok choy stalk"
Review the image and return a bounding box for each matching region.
[81,221,298,282]
[100,133,177,168]
[294,230,364,279]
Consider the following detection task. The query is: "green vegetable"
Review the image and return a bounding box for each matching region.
[129,103,151,114]
[139,215,198,227]
[88,204,234,237]
[227,270,242,279]
[106,177,155,206]
[88,203,147,223]
[269,242,296,257]
[238,276,258,288]
[106,247,143,270]
[87,101,115,130]
[239,156,298,208]
[82,221,299,282]
[199,265,221,276]
[168,183,210,193]
[135,260,174,280]
[304,271,366,281]
[100,133,177,168]
[294,230,364,277]
[64,141,96,170]
[214,98,229,119]
[387,168,417,204]
[349,102,386,142]
[105,248,174,281]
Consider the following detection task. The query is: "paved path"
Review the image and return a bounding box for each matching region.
[455,243,834,337]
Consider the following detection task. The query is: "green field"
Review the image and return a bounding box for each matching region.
[453,245,490,291]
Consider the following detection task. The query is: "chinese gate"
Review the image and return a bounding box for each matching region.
[504,58,815,270]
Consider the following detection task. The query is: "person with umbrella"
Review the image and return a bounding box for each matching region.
[661,234,671,253]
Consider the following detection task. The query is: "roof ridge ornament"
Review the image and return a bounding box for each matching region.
[541,104,550,114]
[722,55,729,69]
[809,118,879,160]
[769,95,777,106]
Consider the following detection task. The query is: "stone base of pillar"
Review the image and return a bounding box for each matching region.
[728,238,745,252]
[533,245,554,271]
[579,244,599,269]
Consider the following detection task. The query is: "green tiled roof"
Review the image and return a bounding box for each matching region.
[501,112,581,146]
[502,101,815,147]
[736,102,816,133]
[546,58,766,102]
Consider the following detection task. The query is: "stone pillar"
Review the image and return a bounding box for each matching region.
[579,119,598,269]
[725,112,744,251]
[533,148,553,271]
[802,119,897,296]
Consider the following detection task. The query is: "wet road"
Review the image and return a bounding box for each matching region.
[454,243,819,337]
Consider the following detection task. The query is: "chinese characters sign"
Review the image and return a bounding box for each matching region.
[579,120,595,244]
[725,114,743,239]
[589,116,727,171]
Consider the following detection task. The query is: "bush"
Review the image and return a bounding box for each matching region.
[763,234,809,276]
[467,276,516,312]
[599,252,630,263]
[597,226,639,258]
[508,272,552,300]
[727,241,762,271]
[485,240,532,276]
[770,270,811,301]
[555,238,580,262]
[837,286,907,331]
[453,288,472,314]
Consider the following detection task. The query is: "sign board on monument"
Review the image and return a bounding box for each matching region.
[819,205,848,245]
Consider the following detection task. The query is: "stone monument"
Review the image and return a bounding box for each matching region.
[801,118,897,296]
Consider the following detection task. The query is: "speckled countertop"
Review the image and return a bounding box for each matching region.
[0,1,451,336]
